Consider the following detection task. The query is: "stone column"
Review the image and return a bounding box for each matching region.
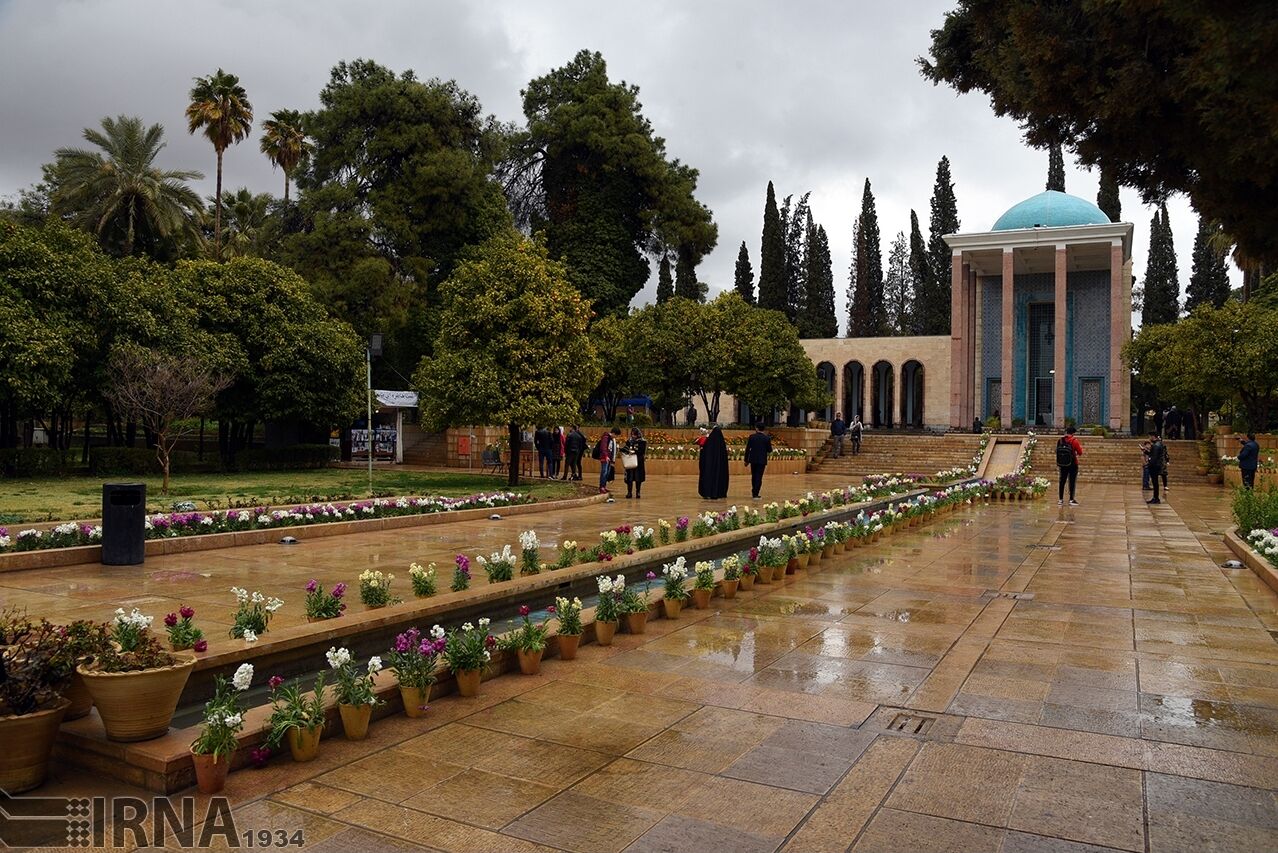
[967,265,977,426]
[833,363,844,422]
[1001,248,1014,425]
[1110,241,1125,431]
[949,252,965,428]
[1054,244,1068,427]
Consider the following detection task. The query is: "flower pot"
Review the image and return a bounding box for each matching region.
[625,611,650,634]
[558,634,582,661]
[64,670,93,721]
[286,725,322,762]
[691,588,712,610]
[721,579,739,599]
[739,574,755,591]
[785,557,799,574]
[190,750,230,795]
[0,699,69,793]
[400,684,432,718]
[454,669,482,698]
[595,621,618,646]
[78,654,196,742]
[339,703,373,740]
[823,544,836,559]
[755,566,772,584]
[808,550,822,566]
[797,553,810,569]
[1206,472,1223,485]
[517,648,543,675]
[661,598,682,620]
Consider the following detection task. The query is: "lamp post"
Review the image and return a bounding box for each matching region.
[367,333,383,495]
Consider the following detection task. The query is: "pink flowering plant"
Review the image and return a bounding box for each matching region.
[164,605,204,651]
[451,554,471,591]
[674,516,690,542]
[388,625,446,692]
[500,605,551,654]
[620,571,656,614]
[304,580,347,620]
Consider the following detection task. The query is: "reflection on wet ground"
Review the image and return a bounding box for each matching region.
[27,481,1278,851]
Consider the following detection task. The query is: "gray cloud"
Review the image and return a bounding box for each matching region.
[0,0,1231,328]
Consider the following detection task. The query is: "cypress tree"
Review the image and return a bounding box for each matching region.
[800,221,836,338]
[655,254,674,304]
[758,181,787,312]
[847,217,869,336]
[925,157,959,335]
[1097,165,1121,222]
[674,244,703,301]
[884,231,911,335]
[733,241,754,304]
[1046,143,1066,192]
[1186,214,1231,311]
[848,180,886,337]
[907,210,931,335]
[782,192,811,322]
[1141,204,1180,325]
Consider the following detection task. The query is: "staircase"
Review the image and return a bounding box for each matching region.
[401,425,449,467]
[1029,438,1202,485]
[813,433,985,479]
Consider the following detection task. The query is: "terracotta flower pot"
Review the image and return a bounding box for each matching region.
[339,703,373,740]
[190,750,230,795]
[739,574,755,591]
[721,579,739,599]
[78,654,196,742]
[691,588,712,610]
[400,684,432,718]
[517,648,543,675]
[823,544,836,559]
[661,598,682,619]
[595,621,618,646]
[558,634,582,661]
[287,725,322,762]
[64,670,94,721]
[797,553,810,568]
[808,550,822,566]
[454,669,482,697]
[785,557,799,574]
[625,611,650,634]
[0,699,69,793]
[755,566,772,584]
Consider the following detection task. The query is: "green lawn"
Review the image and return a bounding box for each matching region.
[0,469,575,523]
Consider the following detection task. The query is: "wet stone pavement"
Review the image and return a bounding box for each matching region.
[28,481,1278,851]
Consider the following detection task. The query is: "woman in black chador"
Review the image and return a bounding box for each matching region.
[698,424,730,499]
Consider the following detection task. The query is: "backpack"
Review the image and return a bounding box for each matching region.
[591,436,603,461]
[1055,437,1075,468]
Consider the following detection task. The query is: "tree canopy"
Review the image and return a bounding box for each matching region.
[921,1,1278,264]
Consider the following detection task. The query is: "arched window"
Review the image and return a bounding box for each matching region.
[900,360,925,428]
[871,361,895,428]
[842,361,864,422]
[815,362,836,422]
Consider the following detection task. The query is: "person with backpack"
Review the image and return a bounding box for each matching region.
[1146,433,1169,504]
[1237,433,1261,490]
[1056,425,1083,506]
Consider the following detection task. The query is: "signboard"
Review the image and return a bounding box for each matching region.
[374,389,419,408]
[457,435,471,456]
[351,427,396,457]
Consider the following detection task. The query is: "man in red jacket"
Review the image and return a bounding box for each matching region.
[1056,425,1084,506]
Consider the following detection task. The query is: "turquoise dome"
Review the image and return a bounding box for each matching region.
[992,190,1111,231]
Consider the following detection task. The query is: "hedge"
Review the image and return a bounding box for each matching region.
[0,448,77,478]
[86,443,336,476]
[231,444,338,471]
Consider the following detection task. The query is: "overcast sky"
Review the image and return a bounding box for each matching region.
[0,0,1232,331]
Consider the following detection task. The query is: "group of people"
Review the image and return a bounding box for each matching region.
[1140,433,1171,503]
[532,425,588,481]
[587,422,777,501]
[828,412,863,457]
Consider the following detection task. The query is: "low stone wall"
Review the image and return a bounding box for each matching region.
[1222,468,1278,489]
[1224,527,1278,596]
[641,458,807,476]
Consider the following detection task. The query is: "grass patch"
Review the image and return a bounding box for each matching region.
[0,469,575,523]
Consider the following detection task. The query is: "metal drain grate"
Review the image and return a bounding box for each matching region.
[982,590,1035,601]
[887,712,935,735]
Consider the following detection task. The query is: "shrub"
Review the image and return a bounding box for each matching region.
[1232,485,1278,533]
[0,448,77,478]
[233,444,337,472]
[89,447,216,476]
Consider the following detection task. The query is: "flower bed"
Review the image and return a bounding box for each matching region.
[1246,528,1278,569]
[0,492,532,554]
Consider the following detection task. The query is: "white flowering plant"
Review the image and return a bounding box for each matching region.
[229,587,283,639]
[595,574,625,622]
[518,530,541,575]
[556,540,578,569]
[633,525,655,550]
[110,607,154,652]
[444,619,495,674]
[757,536,786,568]
[555,596,584,636]
[409,563,437,598]
[662,557,690,601]
[358,570,397,607]
[720,555,742,581]
[693,560,716,591]
[192,663,253,758]
[327,646,383,707]
[657,519,671,545]
[477,545,516,583]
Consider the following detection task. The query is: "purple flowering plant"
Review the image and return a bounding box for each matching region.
[304,579,347,621]
[388,625,446,692]
[451,554,471,592]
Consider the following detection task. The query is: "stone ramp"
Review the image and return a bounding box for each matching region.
[980,438,1025,479]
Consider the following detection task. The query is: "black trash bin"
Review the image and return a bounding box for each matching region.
[102,483,146,565]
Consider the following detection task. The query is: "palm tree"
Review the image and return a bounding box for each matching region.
[259,109,310,204]
[49,115,204,256]
[186,69,253,260]
[213,187,272,257]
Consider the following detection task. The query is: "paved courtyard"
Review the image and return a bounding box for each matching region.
[28,480,1271,852]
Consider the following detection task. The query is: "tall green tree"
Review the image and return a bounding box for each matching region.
[655,255,674,304]
[734,242,754,304]
[884,231,911,335]
[799,221,836,338]
[924,156,959,334]
[758,181,787,313]
[674,244,704,301]
[186,69,254,260]
[1186,215,1231,311]
[907,210,931,335]
[505,50,715,316]
[781,192,811,321]
[48,115,204,258]
[921,1,1278,266]
[259,109,310,204]
[1046,143,1065,191]
[215,188,272,258]
[1142,204,1180,325]
[413,233,601,486]
[1097,165,1121,222]
[847,180,885,337]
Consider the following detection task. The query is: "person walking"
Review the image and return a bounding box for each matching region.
[1238,432,1261,490]
[594,427,620,494]
[563,425,586,481]
[698,424,730,499]
[850,415,864,455]
[534,425,551,478]
[1140,437,1153,491]
[548,426,564,480]
[1055,425,1083,506]
[621,427,647,499]
[830,412,847,458]
[1147,433,1169,504]
[744,422,773,500]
